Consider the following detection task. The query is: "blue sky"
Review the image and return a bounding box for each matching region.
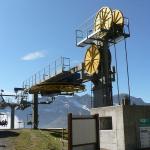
[0,0,149,102]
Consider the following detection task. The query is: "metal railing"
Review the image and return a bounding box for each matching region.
[23,57,70,89]
[75,13,96,45]
[75,13,130,46]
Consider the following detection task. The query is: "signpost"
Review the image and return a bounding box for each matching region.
[68,113,99,150]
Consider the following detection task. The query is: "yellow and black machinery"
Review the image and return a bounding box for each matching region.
[76,6,130,107]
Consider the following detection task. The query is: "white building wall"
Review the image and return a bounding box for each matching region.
[90,106,125,150]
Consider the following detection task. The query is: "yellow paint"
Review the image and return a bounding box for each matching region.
[94,7,113,32]
[84,44,100,75]
[112,9,124,26]
[29,83,85,94]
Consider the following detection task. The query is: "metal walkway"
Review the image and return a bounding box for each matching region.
[22,57,86,96]
[76,15,130,47]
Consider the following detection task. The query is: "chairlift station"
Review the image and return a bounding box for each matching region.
[0,6,150,150]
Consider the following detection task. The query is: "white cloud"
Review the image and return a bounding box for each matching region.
[21,51,46,61]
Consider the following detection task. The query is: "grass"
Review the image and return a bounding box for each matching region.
[13,129,68,150]
[49,129,68,140]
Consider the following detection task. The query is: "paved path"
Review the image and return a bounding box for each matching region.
[0,137,11,150]
[0,130,19,150]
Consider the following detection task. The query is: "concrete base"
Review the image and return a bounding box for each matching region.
[90,105,150,150]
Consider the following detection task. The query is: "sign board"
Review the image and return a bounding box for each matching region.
[68,113,99,150]
[139,119,150,127]
[139,119,150,148]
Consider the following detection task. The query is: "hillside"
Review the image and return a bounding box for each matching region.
[0,129,67,150]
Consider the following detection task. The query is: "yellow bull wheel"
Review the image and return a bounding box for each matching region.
[94,6,113,32]
[112,9,124,26]
[112,9,124,33]
[84,44,101,75]
[29,82,85,94]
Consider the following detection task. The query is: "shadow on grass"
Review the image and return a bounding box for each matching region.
[0,130,20,138]
[50,131,68,140]
[0,145,6,147]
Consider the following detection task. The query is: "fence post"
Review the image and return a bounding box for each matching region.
[68,113,72,150]
[94,114,100,150]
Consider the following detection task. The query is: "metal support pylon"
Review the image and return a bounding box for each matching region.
[92,42,113,107]
[32,94,38,129]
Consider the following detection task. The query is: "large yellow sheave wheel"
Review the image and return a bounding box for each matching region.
[112,9,124,28]
[84,44,100,75]
[94,7,113,32]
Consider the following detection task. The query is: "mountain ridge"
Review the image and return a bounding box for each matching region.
[0,93,149,128]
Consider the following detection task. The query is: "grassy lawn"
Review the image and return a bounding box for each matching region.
[13,129,68,150]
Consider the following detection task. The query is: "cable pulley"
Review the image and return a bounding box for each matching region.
[112,9,124,34]
[94,7,113,32]
[84,44,101,75]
